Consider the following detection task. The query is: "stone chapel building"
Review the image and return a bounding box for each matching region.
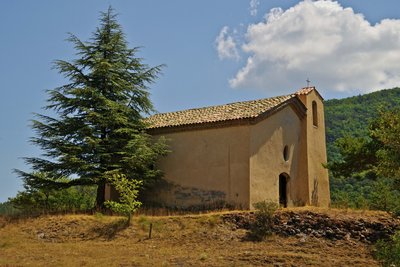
[106,87,330,209]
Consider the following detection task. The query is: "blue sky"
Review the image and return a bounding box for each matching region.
[1,0,400,202]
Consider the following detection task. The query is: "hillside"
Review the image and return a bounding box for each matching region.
[0,208,398,266]
[324,87,400,161]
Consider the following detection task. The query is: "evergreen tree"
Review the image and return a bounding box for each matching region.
[15,7,168,209]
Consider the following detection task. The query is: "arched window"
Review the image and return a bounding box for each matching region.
[312,101,318,127]
[283,145,289,161]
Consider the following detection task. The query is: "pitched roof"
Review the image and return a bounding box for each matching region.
[296,86,315,95]
[145,87,318,132]
[146,94,294,130]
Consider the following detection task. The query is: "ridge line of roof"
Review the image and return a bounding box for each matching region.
[146,96,307,134]
[145,87,319,131]
[149,93,293,117]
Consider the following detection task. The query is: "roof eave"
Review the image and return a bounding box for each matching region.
[251,97,307,125]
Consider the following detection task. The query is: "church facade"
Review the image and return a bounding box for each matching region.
[107,87,330,209]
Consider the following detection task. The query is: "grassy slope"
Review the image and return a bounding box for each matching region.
[324,87,400,161]
[0,208,390,267]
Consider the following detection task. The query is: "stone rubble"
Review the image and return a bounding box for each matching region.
[222,210,399,243]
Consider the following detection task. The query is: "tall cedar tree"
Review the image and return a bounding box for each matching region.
[15,7,168,209]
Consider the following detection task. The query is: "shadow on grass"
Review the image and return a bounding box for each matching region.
[89,218,129,240]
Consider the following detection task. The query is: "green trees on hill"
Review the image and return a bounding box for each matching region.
[328,106,400,214]
[14,7,168,211]
[324,88,400,209]
[325,87,400,161]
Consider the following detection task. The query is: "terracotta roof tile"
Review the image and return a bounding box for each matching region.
[295,86,316,95]
[145,94,295,129]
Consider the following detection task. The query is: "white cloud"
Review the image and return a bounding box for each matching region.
[249,0,260,17]
[215,26,240,60]
[225,0,400,96]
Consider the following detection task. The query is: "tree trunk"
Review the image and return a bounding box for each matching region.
[96,181,106,211]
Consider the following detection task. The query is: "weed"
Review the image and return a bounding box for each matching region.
[198,215,220,228]
[247,200,278,241]
[138,215,150,230]
[94,212,104,220]
[207,215,220,227]
[137,215,163,233]
[199,252,208,261]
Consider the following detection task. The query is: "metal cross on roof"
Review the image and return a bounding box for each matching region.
[306,78,311,87]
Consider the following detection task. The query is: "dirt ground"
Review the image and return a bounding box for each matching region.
[0,208,387,266]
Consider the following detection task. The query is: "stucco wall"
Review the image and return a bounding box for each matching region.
[298,91,331,207]
[139,89,330,210]
[147,125,251,209]
[249,106,305,207]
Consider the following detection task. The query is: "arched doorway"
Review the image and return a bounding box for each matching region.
[279,173,289,208]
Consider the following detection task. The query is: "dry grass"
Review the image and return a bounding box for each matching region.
[0,208,384,266]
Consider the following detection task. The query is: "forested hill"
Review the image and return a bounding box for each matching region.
[324,87,400,161]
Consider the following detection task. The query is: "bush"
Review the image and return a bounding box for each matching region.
[375,231,400,266]
[9,185,96,214]
[248,201,278,241]
[0,201,21,216]
[369,179,400,215]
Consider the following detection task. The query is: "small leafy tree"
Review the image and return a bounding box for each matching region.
[15,7,168,209]
[104,174,141,224]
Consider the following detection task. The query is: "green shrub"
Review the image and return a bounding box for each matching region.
[248,200,278,241]
[375,231,400,266]
[9,185,96,214]
[0,201,21,216]
[369,179,400,215]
